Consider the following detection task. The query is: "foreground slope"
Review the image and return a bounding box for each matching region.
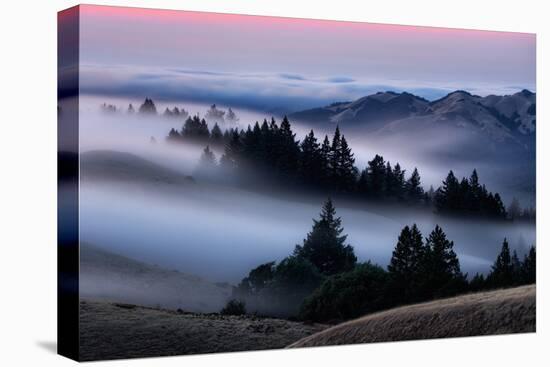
[79,301,327,361]
[289,285,535,348]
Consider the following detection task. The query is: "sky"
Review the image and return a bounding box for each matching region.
[74,4,536,112]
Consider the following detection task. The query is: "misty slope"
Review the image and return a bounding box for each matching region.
[80,150,194,185]
[288,285,535,348]
[80,243,232,312]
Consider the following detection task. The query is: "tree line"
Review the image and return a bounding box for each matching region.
[101,98,239,125]
[174,115,520,219]
[226,199,536,321]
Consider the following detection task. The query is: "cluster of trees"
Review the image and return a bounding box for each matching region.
[138,98,157,115]
[189,116,427,201]
[204,104,239,124]
[100,103,118,113]
[507,197,536,222]
[470,239,536,291]
[167,115,235,148]
[101,98,239,125]
[185,115,515,218]
[163,106,189,119]
[435,170,507,219]
[227,198,536,322]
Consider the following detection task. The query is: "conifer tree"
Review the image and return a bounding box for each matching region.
[435,170,460,212]
[338,135,358,192]
[299,130,323,184]
[294,198,356,275]
[487,238,515,288]
[365,155,386,198]
[387,224,426,302]
[226,107,239,123]
[276,116,300,176]
[139,98,157,114]
[220,130,243,171]
[210,123,223,147]
[423,225,465,296]
[167,128,181,141]
[521,246,536,284]
[199,145,216,167]
[406,167,424,203]
[357,168,368,194]
[319,135,332,185]
[329,126,343,185]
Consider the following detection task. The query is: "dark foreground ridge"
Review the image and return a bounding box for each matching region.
[288,285,535,348]
[79,300,327,361]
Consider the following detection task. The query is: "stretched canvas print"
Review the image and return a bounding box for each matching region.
[58,4,536,361]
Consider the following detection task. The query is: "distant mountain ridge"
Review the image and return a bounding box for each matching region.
[289,89,536,138]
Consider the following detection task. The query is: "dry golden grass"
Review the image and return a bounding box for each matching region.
[289,285,535,348]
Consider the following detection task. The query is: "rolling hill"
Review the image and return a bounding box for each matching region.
[288,285,535,348]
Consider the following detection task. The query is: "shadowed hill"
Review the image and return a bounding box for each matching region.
[288,285,535,348]
[80,150,194,185]
[80,243,231,312]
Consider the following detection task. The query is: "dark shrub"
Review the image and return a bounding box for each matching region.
[220,299,246,316]
[299,262,389,322]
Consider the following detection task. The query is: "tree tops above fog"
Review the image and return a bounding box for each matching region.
[139,98,157,114]
[173,115,522,220]
[100,98,239,126]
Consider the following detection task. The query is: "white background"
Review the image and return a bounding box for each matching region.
[0,0,547,365]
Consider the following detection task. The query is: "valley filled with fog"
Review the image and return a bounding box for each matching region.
[77,95,535,289]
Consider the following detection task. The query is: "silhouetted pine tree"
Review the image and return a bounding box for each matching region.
[387,224,426,303]
[386,163,405,199]
[406,167,424,203]
[486,238,515,288]
[357,168,368,194]
[319,135,332,186]
[220,130,243,171]
[435,170,460,212]
[226,107,239,123]
[337,135,358,192]
[467,169,482,212]
[422,225,466,297]
[276,116,300,177]
[210,123,224,147]
[328,126,343,187]
[521,246,536,284]
[299,130,324,185]
[364,155,386,198]
[199,145,216,167]
[138,98,157,114]
[127,103,135,114]
[294,198,357,275]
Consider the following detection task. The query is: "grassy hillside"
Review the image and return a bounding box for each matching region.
[289,285,535,348]
[79,300,327,361]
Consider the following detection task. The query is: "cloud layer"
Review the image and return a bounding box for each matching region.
[80,64,534,113]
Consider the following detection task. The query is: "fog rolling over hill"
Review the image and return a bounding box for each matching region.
[289,89,536,203]
[78,150,535,286]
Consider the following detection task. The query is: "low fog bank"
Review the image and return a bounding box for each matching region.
[79,243,231,311]
[80,177,535,285]
[80,94,534,207]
